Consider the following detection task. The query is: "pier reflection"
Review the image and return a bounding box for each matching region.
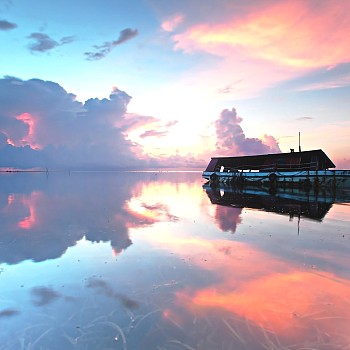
[204,183,350,222]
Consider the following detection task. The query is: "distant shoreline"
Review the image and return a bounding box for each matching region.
[0,169,203,173]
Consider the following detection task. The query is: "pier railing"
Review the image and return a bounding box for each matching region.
[213,162,320,173]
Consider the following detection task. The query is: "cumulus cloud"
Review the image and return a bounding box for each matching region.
[215,108,281,156]
[85,28,139,61]
[27,33,77,53]
[0,76,145,169]
[0,76,204,170]
[0,19,17,30]
[260,134,281,153]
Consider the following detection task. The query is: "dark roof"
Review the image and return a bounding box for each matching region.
[206,149,335,171]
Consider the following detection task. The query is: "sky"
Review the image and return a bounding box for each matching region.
[0,0,349,169]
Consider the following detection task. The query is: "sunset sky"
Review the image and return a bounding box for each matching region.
[1,0,349,169]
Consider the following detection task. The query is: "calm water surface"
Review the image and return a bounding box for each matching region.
[0,171,350,349]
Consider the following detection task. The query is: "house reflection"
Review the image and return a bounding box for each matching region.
[204,183,350,222]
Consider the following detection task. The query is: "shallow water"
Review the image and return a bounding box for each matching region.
[0,171,350,349]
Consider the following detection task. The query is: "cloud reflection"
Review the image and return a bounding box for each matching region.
[214,205,242,233]
[87,278,140,310]
[31,286,61,307]
[138,193,350,347]
[0,172,196,265]
[145,233,350,346]
[0,308,20,318]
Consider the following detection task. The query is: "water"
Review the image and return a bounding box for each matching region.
[0,171,350,349]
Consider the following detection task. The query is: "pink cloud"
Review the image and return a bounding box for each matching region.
[12,113,42,149]
[174,0,350,69]
[161,14,184,32]
[215,108,281,156]
[296,117,313,121]
[261,134,281,153]
[140,129,169,139]
[0,77,207,170]
[295,75,350,91]
[116,113,160,132]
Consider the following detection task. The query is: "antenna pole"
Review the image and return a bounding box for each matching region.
[299,132,301,152]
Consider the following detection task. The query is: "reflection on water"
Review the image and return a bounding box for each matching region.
[0,172,350,349]
[204,183,350,222]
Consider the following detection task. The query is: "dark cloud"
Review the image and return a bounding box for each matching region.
[296,117,313,121]
[0,308,20,318]
[215,108,281,156]
[113,28,139,45]
[85,28,139,61]
[140,130,169,139]
[0,19,17,30]
[27,33,59,53]
[59,35,76,45]
[26,33,77,53]
[31,286,61,306]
